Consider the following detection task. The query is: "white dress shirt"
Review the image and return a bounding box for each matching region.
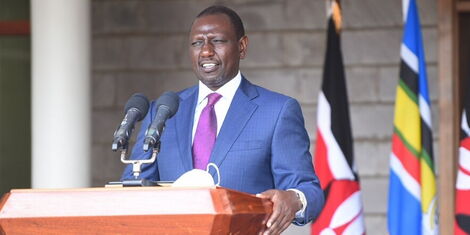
[191,71,242,142]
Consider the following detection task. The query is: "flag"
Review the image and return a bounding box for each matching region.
[455,74,470,235]
[387,0,438,234]
[312,1,365,234]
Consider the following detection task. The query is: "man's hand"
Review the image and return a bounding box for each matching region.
[256,189,302,235]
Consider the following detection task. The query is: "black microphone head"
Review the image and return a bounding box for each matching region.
[124,93,150,121]
[155,91,180,118]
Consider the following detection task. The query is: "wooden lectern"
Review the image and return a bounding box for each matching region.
[0,187,272,234]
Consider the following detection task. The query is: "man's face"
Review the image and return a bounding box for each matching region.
[189,14,248,91]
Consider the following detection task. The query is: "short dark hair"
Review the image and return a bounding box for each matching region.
[196,5,245,40]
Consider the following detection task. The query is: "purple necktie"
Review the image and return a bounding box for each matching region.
[192,93,222,169]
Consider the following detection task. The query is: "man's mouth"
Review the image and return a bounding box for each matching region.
[200,62,219,73]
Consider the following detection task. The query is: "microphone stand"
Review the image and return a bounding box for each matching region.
[107,142,160,187]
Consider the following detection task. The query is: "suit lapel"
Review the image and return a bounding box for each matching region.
[175,87,198,172]
[209,78,258,175]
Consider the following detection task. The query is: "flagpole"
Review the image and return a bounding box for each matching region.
[437,0,459,234]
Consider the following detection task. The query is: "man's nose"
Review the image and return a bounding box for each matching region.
[200,42,215,57]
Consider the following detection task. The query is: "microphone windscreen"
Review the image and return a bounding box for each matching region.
[155,91,180,118]
[124,93,150,121]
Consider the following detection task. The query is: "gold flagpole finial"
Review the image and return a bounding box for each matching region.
[330,0,342,32]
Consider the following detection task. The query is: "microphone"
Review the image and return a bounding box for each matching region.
[143,91,180,151]
[112,93,150,151]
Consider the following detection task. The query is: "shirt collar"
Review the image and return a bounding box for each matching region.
[197,71,242,104]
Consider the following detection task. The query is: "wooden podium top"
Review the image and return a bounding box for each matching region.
[0,187,272,234]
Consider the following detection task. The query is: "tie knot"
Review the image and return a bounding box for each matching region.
[207,93,222,106]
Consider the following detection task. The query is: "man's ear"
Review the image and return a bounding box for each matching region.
[239,35,248,59]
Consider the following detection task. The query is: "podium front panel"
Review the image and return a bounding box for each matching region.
[0,187,272,234]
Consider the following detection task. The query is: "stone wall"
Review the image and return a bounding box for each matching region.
[91,0,437,234]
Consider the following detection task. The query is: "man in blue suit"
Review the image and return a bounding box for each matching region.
[122,5,324,234]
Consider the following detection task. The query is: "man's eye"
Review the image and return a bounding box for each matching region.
[212,39,227,43]
[191,41,203,46]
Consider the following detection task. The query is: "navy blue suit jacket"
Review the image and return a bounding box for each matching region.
[122,77,324,225]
